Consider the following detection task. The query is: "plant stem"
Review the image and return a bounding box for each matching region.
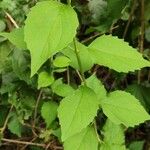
[20,137,37,150]
[94,121,101,143]
[138,0,145,84]
[76,70,84,83]
[81,25,119,44]
[73,38,86,85]
[123,0,136,39]
[67,67,70,85]
[5,11,19,28]
[1,138,46,148]
[67,0,71,5]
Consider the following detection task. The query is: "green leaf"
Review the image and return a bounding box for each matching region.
[86,74,106,100]
[21,96,36,120]
[58,86,99,141]
[100,144,126,150]
[8,114,22,137]
[88,0,107,25]
[145,27,150,42]
[101,91,150,127]
[53,84,75,97]
[52,78,75,97]
[0,28,26,49]
[41,101,58,128]
[129,141,144,150]
[38,71,54,89]
[106,0,129,23]
[52,128,61,141]
[126,84,150,111]
[51,78,63,88]
[145,1,150,21]
[0,20,6,32]
[88,0,128,31]
[24,1,78,76]
[0,42,11,73]
[0,107,8,127]
[62,41,94,72]
[88,35,150,73]
[12,48,32,84]
[102,119,125,144]
[54,68,67,73]
[53,55,71,68]
[64,126,98,150]
[100,119,126,150]
[0,72,18,94]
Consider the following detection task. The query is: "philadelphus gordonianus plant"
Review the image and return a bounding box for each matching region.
[0,0,150,150]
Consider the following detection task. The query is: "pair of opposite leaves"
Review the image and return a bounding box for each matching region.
[1,1,150,76]
[24,1,150,76]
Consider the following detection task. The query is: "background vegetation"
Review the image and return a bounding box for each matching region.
[0,0,150,150]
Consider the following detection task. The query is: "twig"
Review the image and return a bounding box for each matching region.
[21,122,39,137]
[81,26,119,44]
[5,11,19,28]
[45,141,52,150]
[53,146,63,150]
[123,0,136,39]
[81,32,101,44]
[0,105,13,133]
[109,79,116,91]
[45,140,63,150]
[92,65,100,74]
[33,90,43,127]
[22,122,41,131]
[1,138,46,148]
[138,0,145,84]
[103,69,111,82]
[20,137,37,150]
